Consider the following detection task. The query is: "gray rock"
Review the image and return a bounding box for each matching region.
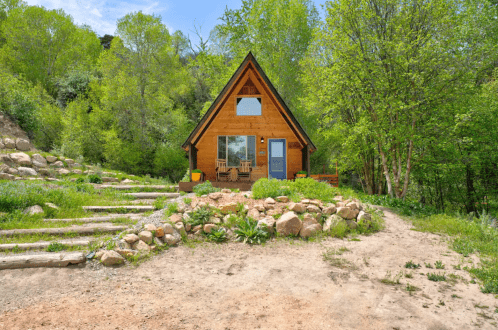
[3,138,15,149]
[117,239,132,250]
[7,167,18,175]
[18,167,37,176]
[322,205,337,215]
[123,234,139,244]
[265,197,276,204]
[37,168,50,176]
[276,211,302,236]
[306,205,322,213]
[257,216,276,234]
[138,231,153,244]
[288,202,306,213]
[9,152,31,166]
[65,158,75,165]
[336,207,355,220]
[300,223,323,238]
[15,138,30,151]
[101,250,125,266]
[153,237,164,246]
[323,215,346,232]
[31,154,48,168]
[0,141,4,149]
[132,240,151,253]
[52,160,64,168]
[23,205,44,215]
[46,155,58,163]
[58,169,70,175]
[163,232,181,246]
[0,173,14,180]
[0,164,9,172]
[162,223,174,235]
[346,201,360,210]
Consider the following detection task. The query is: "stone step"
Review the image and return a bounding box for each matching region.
[0,225,128,237]
[83,205,155,212]
[0,239,93,251]
[0,252,86,270]
[124,192,180,199]
[96,184,179,191]
[44,214,142,223]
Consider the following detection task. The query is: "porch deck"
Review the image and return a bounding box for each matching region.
[178,181,255,193]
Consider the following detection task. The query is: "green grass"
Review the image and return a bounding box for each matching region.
[427,272,446,282]
[251,178,338,202]
[405,260,421,269]
[410,213,498,293]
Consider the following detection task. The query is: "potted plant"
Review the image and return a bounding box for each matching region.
[296,171,307,178]
[191,169,202,182]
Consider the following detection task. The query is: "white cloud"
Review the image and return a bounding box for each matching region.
[24,0,171,36]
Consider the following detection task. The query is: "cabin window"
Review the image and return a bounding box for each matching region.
[217,136,256,167]
[236,98,261,116]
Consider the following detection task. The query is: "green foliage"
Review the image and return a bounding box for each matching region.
[435,260,445,269]
[193,180,220,196]
[46,242,67,252]
[296,171,307,175]
[153,197,167,210]
[251,178,336,202]
[187,207,213,227]
[234,218,269,245]
[427,273,447,282]
[184,198,192,205]
[192,169,202,173]
[88,174,102,184]
[405,260,421,269]
[205,227,228,243]
[164,202,178,218]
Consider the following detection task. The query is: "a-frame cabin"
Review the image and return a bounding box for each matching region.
[180,52,316,191]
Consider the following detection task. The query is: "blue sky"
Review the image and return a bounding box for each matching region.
[24,0,328,46]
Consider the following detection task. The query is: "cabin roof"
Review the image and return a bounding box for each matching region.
[181,52,316,151]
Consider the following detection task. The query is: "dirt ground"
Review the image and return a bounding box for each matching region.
[1,209,497,330]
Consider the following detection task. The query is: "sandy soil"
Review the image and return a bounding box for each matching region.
[0,208,497,330]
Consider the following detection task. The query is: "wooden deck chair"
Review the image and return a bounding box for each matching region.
[238,160,252,182]
[216,159,230,182]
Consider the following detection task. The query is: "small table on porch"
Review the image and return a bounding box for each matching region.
[229,168,238,182]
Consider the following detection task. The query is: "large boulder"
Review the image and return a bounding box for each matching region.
[257,216,276,234]
[116,239,132,250]
[138,231,153,244]
[346,201,360,211]
[203,224,217,233]
[9,152,31,166]
[300,223,323,238]
[0,173,14,180]
[220,202,237,214]
[7,167,18,175]
[123,234,139,244]
[18,167,37,176]
[306,205,322,213]
[0,164,9,172]
[323,215,346,232]
[101,250,125,266]
[37,168,50,176]
[302,213,319,226]
[247,208,260,220]
[336,207,356,220]
[265,197,276,204]
[3,138,15,149]
[31,154,47,168]
[15,138,30,151]
[46,155,58,163]
[23,205,44,215]
[52,160,64,168]
[322,205,337,215]
[114,249,137,258]
[276,211,302,236]
[132,240,151,253]
[58,169,70,175]
[163,232,181,246]
[162,223,175,235]
[288,202,306,213]
[168,214,183,223]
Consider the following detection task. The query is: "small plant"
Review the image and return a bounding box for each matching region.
[425,262,433,269]
[439,300,445,306]
[453,264,461,270]
[184,197,192,205]
[88,174,102,184]
[405,272,413,279]
[192,169,202,173]
[427,273,446,282]
[435,260,445,269]
[451,294,462,298]
[75,177,86,184]
[236,202,247,216]
[380,270,403,285]
[405,260,421,269]
[47,242,67,252]
[153,197,167,210]
[188,207,213,226]
[164,202,179,218]
[193,180,220,196]
[234,218,269,245]
[205,228,228,243]
[296,171,307,175]
[406,283,419,292]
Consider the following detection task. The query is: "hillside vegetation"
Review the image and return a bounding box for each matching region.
[0,0,497,216]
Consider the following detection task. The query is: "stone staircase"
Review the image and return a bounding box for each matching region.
[0,184,180,269]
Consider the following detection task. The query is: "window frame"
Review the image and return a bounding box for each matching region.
[217,135,257,168]
[235,97,262,116]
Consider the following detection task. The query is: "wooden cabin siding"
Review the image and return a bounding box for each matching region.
[195,65,303,181]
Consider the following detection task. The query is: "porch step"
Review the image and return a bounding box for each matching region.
[0,252,86,270]
[44,214,142,223]
[0,238,93,251]
[124,192,180,199]
[83,205,154,212]
[0,224,128,237]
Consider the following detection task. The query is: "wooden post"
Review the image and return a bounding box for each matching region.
[301,145,311,177]
[188,143,197,181]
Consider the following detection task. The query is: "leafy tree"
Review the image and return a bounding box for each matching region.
[302,0,496,198]
[99,34,114,50]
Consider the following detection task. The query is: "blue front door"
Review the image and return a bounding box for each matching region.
[268,139,286,180]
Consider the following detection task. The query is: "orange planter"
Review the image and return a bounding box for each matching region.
[192,173,202,181]
[296,174,307,178]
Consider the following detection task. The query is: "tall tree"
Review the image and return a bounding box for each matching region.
[302,0,496,198]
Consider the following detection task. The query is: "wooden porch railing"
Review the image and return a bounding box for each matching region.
[310,163,339,187]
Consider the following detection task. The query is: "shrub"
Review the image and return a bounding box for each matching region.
[187,207,213,226]
[46,242,67,252]
[192,169,202,173]
[427,273,446,282]
[153,197,167,210]
[252,178,294,199]
[164,202,179,217]
[88,174,102,184]
[251,178,336,202]
[193,180,220,196]
[205,227,228,243]
[75,177,86,184]
[234,218,269,244]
